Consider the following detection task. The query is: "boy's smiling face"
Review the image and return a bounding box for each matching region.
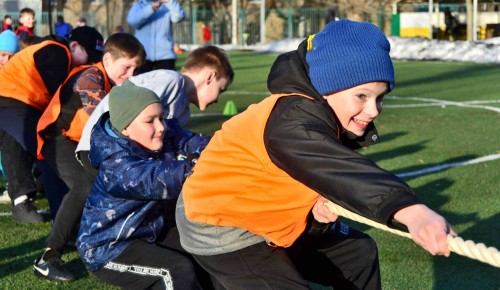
[104,53,141,86]
[19,13,35,28]
[122,102,165,151]
[324,81,388,137]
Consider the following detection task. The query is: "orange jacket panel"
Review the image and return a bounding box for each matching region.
[0,40,71,111]
[183,94,321,247]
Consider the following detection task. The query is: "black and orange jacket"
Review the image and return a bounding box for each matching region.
[0,39,71,111]
[183,39,420,247]
[36,62,111,159]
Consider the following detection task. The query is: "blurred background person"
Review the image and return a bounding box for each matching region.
[55,15,72,39]
[2,15,13,31]
[201,22,211,46]
[77,17,87,27]
[15,7,36,42]
[127,0,185,74]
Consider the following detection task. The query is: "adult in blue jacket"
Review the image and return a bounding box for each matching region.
[77,80,210,289]
[127,0,185,74]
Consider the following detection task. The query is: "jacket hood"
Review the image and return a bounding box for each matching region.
[267,39,325,103]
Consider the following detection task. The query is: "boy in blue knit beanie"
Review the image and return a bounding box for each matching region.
[176,20,455,289]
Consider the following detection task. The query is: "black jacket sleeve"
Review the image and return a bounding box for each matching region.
[34,43,70,96]
[264,96,420,227]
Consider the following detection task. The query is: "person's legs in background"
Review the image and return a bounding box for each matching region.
[152,59,176,71]
[0,106,68,221]
[0,129,42,223]
[133,59,176,75]
[34,136,94,281]
[133,60,154,75]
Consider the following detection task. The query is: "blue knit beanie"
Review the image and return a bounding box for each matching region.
[306,20,395,95]
[0,30,19,54]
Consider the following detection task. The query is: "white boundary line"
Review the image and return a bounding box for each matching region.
[191,94,500,118]
[385,96,500,113]
[396,153,500,178]
[0,209,50,217]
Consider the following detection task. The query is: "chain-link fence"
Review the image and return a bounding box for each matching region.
[3,2,500,44]
[174,7,331,46]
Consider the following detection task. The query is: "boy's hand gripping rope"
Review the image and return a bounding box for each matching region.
[324,201,500,268]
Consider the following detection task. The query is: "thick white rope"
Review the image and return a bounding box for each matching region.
[324,201,500,268]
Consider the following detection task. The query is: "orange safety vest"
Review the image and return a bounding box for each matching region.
[36,62,111,160]
[0,40,71,111]
[183,93,321,248]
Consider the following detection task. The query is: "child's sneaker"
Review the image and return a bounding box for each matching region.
[0,190,11,204]
[33,250,75,282]
[12,200,43,223]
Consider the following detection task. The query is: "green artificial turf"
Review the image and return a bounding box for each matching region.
[0,54,498,289]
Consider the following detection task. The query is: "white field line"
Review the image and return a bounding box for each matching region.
[396,153,500,178]
[192,93,500,118]
[0,209,50,217]
[385,96,500,113]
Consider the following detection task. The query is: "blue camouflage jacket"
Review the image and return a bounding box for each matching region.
[77,112,209,272]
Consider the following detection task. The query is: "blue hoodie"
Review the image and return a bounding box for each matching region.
[127,0,186,62]
[77,112,209,272]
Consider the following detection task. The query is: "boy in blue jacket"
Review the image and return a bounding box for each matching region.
[77,80,210,289]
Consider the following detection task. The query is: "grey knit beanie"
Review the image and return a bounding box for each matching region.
[109,80,160,131]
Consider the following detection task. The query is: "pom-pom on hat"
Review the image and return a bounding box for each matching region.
[306,20,395,95]
[0,30,19,53]
[109,80,161,132]
[68,26,104,64]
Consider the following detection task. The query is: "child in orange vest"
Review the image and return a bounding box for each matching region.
[33,33,145,282]
[176,20,456,289]
[0,26,104,224]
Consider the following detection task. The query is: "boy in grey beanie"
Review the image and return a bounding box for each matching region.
[77,80,213,289]
[176,20,455,289]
